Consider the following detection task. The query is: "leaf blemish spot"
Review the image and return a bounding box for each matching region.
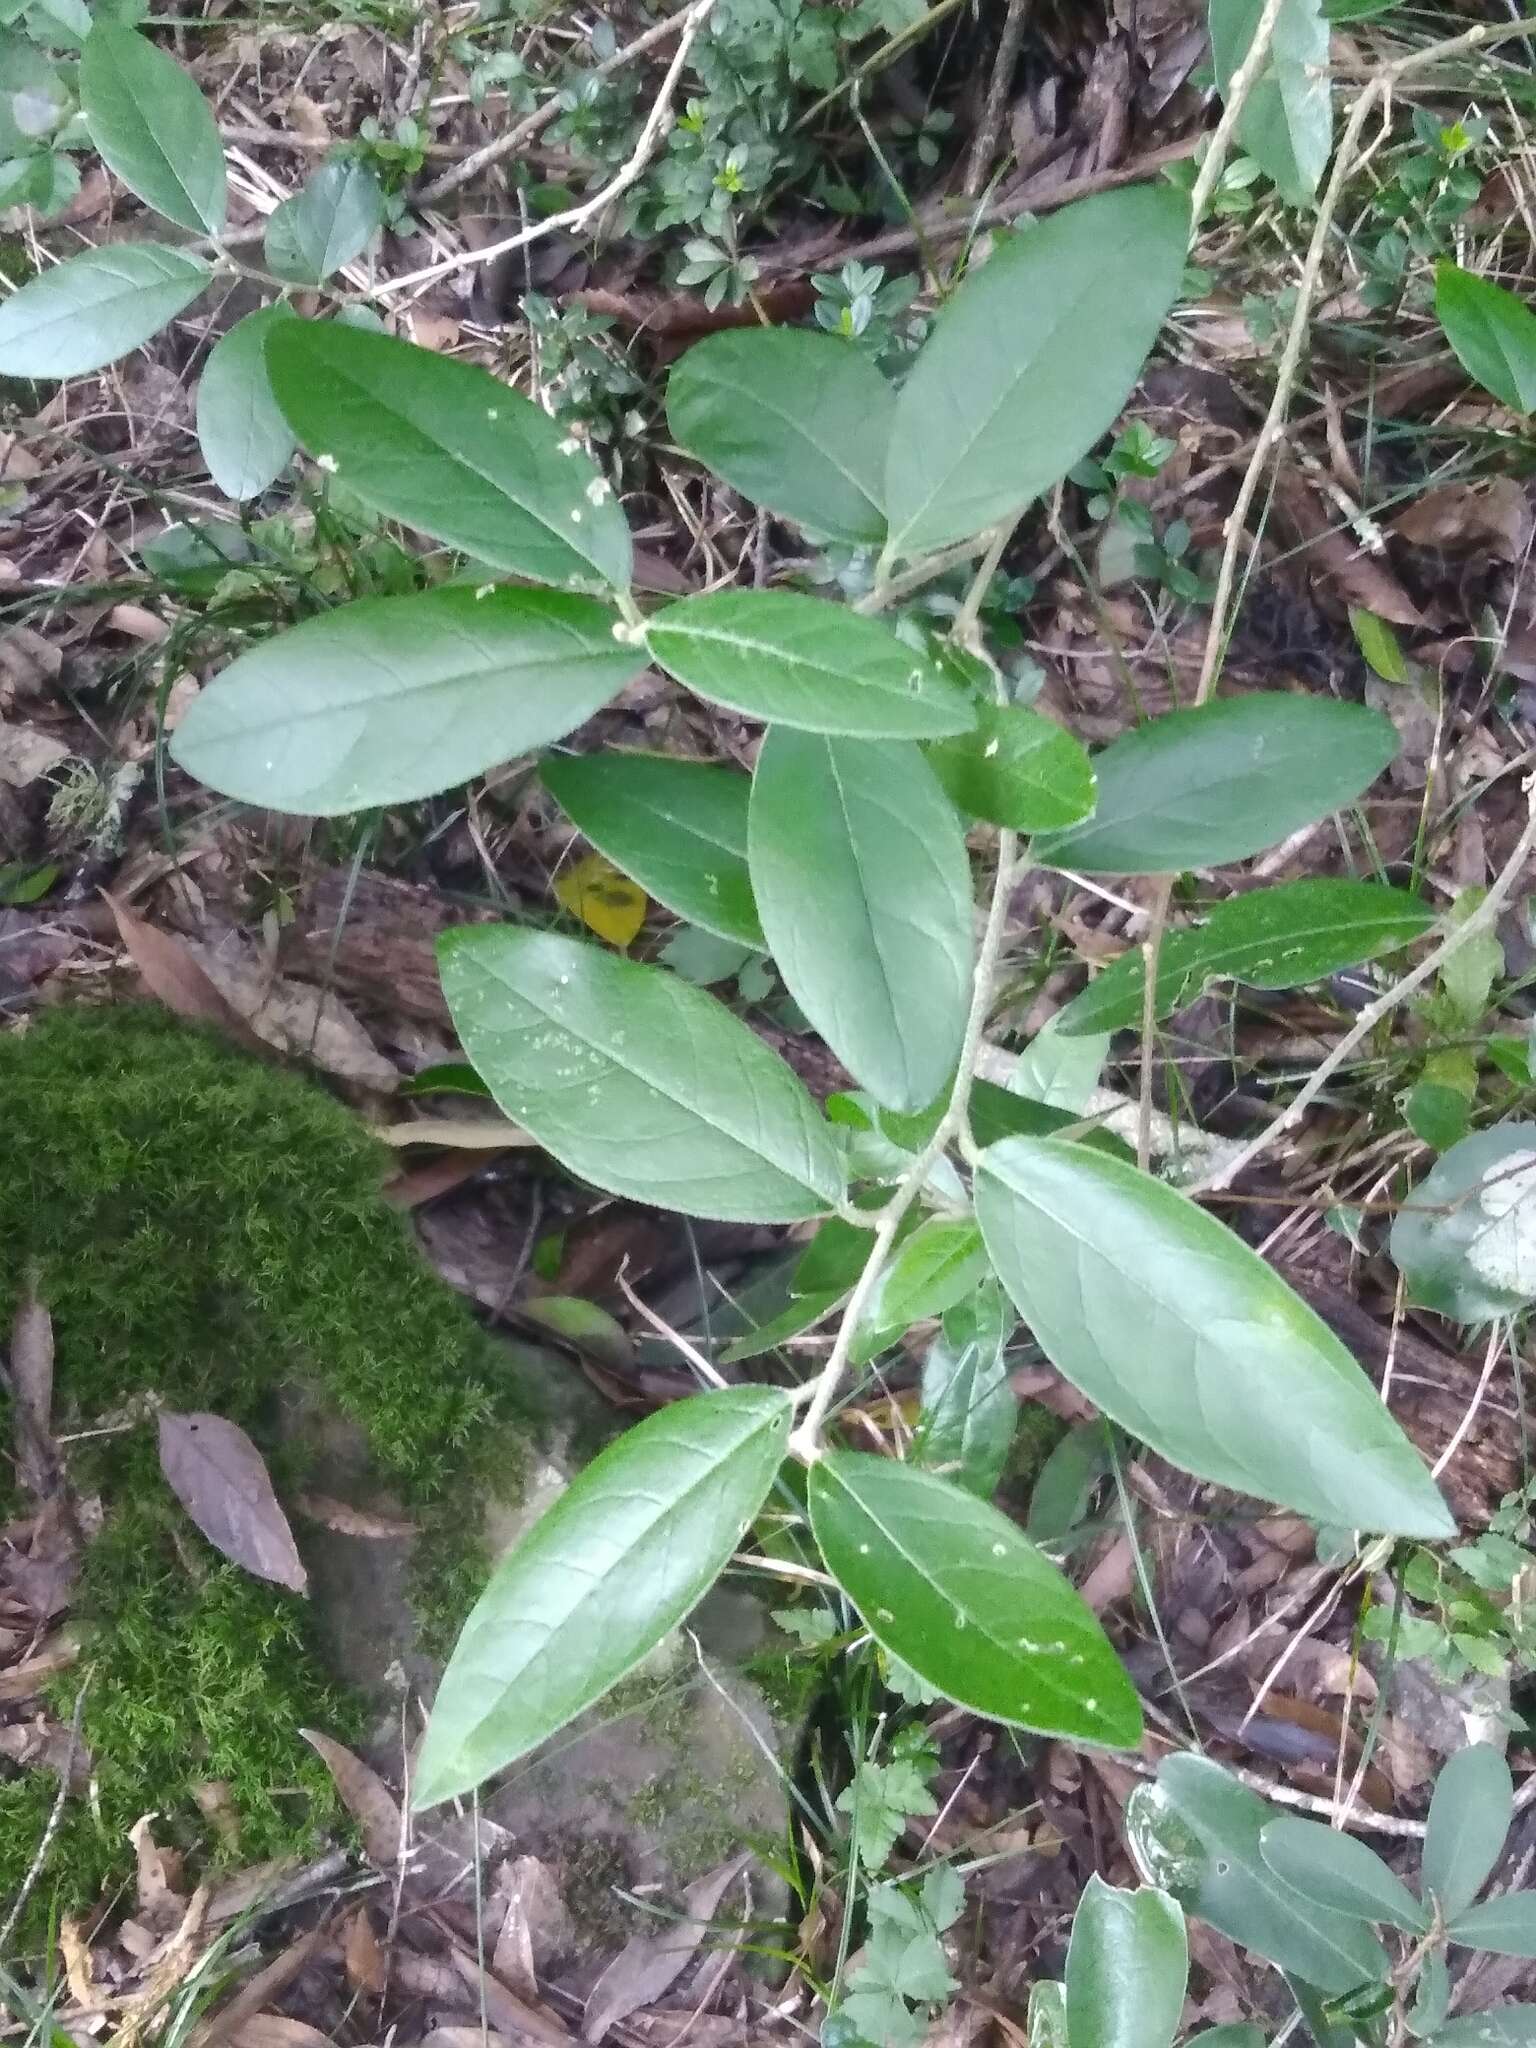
[990,1541,1006,1556]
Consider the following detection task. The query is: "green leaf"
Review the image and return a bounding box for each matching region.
[719,1286,844,1364]
[1428,2013,1536,2048]
[1436,263,1536,414]
[1210,0,1331,207]
[1027,1418,1116,1543]
[1029,1980,1069,2048]
[1259,1816,1429,1933]
[1126,1755,1391,1994]
[541,751,763,949]
[1449,1893,1536,1957]
[170,586,640,816]
[968,1077,1130,1160]
[263,320,631,592]
[1065,1877,1187,2048]
[927,701,1096,833]
[1389,1123,1536,1323]
[916,1283,1017,1498]
[749,729,973,1112]
[412,1384,792,1806]
[439,925,845,1223]
[975,1137,1454,1537]
[884,183,1188,557]
[1408,1950,1450,2038]
[666,327,894,545]
[1423,1744,1512,1918]
[852,1219,991,1362]
[79,25,225,234]
[263,158,384,284]
[1350,607,1410,684]
[196,304,297,502]
[1036,697,1398,875]
[1011,1016,1108,1112]
[646,590,974,739]
[1185,2030,1266,2048]
[807,1450,1141,1746]
[1055,879,1435,1037]
[0,243,210,378]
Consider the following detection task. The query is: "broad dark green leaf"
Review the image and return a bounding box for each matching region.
[1065,1877,1187,2048]
[1424,1745,1512,1917]
[413,1385,792,1806]
[749,728,973,1112]
[967,1077,1134,1160]
[1436,263,1536,414]
[1449,1894,1536,1957]
[1056,879,1435,1036]
[541,751,762,948]
[917,1283,1017,1498]
[79,26,225,234]
[264,321,631,591]
[0,243,210,377]
[1389,1124,1536,1323]
[975,1137,1454,1537]
[1126,1755,1391,1994]
[1210,0,1331,207]
[440,925,845,1222]
[808,1450,1141,1746]
[852,1219,991,1362]
[1035,697,1398,875]
[647,590,975,738]
[1429,2012,1536,2048]
[927,701,1096,833]
[196,303,297,502]
[264,159,384,284]
[884,184,1188,557]
[795,1214,880,1294]
[170,587,640,816]
[1259,1817,1428,1933]
[1027,1418,1116,1542]
[667,327,894,545]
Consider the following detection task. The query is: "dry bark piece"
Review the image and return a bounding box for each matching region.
[9,1287,60,1501]
[157,1411,307,1594]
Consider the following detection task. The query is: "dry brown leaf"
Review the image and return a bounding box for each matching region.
[493,1855,573,2000]
[0,723,71,789]
[183,934,397,1089]
[130,1812,188,1926]
[1391,479,1531,558]
[60,1915,108,2010]
[193,1927,327,2048]
[444,1942,572,2044]
[106,898,270,1056]
[378,1116,533,1149]
[0,1628,79,1700]
[229,2021,332,2048]
[9,1287,59,1501]
[343,1907,386,1995]
[299,1728,401,1866]
[582,1853,749,2044]
[157,1411,307,1594]
[292,1493,417,1539]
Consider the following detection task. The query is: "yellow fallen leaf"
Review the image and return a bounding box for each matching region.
[554,852,646,947]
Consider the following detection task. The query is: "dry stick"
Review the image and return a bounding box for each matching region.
[962,0,1031,198]
[0,1677,89,1953]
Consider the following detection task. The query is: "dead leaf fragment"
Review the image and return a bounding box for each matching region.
[292,1492,416,1538]
[183,934,397,1089]
[157,1411,308,1593]
[582,1854,749,2043]
[493,1855,573,1999]
[343,1906,386,1994]
[299,1728,401,1866]
[0,723,71,789]
[9,1286,60,1500]
[107,898,270,1057]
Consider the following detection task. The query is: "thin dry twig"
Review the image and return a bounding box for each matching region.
[962,0,1031,198]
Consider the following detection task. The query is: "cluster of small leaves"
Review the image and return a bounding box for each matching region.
[833,1864,964,2048]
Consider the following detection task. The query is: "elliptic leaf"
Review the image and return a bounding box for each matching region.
[1035,697,1398,875]
[196,303,298,502]
[749,728,973,1112]
[884,184,1188,557]
[1424,1744,1512,1918]
[413,1385,793,1806]
[263,320,632,591]
[1389,1124,1536,1323]
[1065,1877,1187,2048]
[667,327,894,544]
[927,701,1096,833]
[1260,1816,1428,1933]
[916,1283,1018,1498]
[541,750,763,948]
[1449,1894,1536,1958]
[264,159,384,285]
[1428,2012,1536,2048]
[79,25,225,234]
[852,1219,991,1362]
[975,1137,1454,1538]
[1210,0,1332,207]
[0,243,210,378]
[1436,263,1536,415]
[647,590,975,738]
[807,1450,1141,1747]
[170,586,640,816]
[439,925,845,1223]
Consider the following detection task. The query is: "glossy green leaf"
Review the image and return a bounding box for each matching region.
[79,26,225,234]
[1065,1877,1187,2048]
[1259,1817,1429,1932]
[264,320,631,591]
[1351,606,1410,684]
[1036,697,1398,875]
[413,1385,792,1806]
[541,751,762,949]
[264,158,384,284]
[884,184,1187,557]
[666,327,894,545]
[647,590,974,739]
[1424,1745,1512,1917]
[1210,0,1331,207]
[808,1450,1141,1746]
[170,587,640,816]
[1389,1124,1536,1323]
[1449,1893,1536,1956]
[749,728,973,1112]
[1126,1755,1391,1994]
[196,304,297,502]
[916,1283,1017,1498]
[719,1286,844,1364]
[1436,263,1536,414]
[1056,879,1435,1037]
[975,1138,1454,1537]
[440,925,845,1223]
[1429,2011,1536,2048]
[927,701,1096,833]
[852,1220,990,1362]
[0,243,210,378]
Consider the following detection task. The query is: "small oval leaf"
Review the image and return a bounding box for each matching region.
[1260,1816,1428,1933]
[80,25,226,235]
[157,1409,306,1593]
[1424,1744,1512,1918]
[264,159,384,285]
[1436,262,1536,415]
[1065,1877,1187,2048]
[928,701,1096,833]
[196,303,298,502]
[0,244,211,378]
[853,1220,991,1363]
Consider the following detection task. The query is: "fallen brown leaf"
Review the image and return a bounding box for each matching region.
[343,1906,386,1995]
[106,898,270,1057]
[492,1855,573,2000]
[9,1287,60,1501]
[0,1628,79,1700]
[157,1411,307,1594]
[229,2022,332,2048]
[299,1728,401,1866]
[292,1493,417,1539]
[582,1853,749,2044]
[183,934,397,1089]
